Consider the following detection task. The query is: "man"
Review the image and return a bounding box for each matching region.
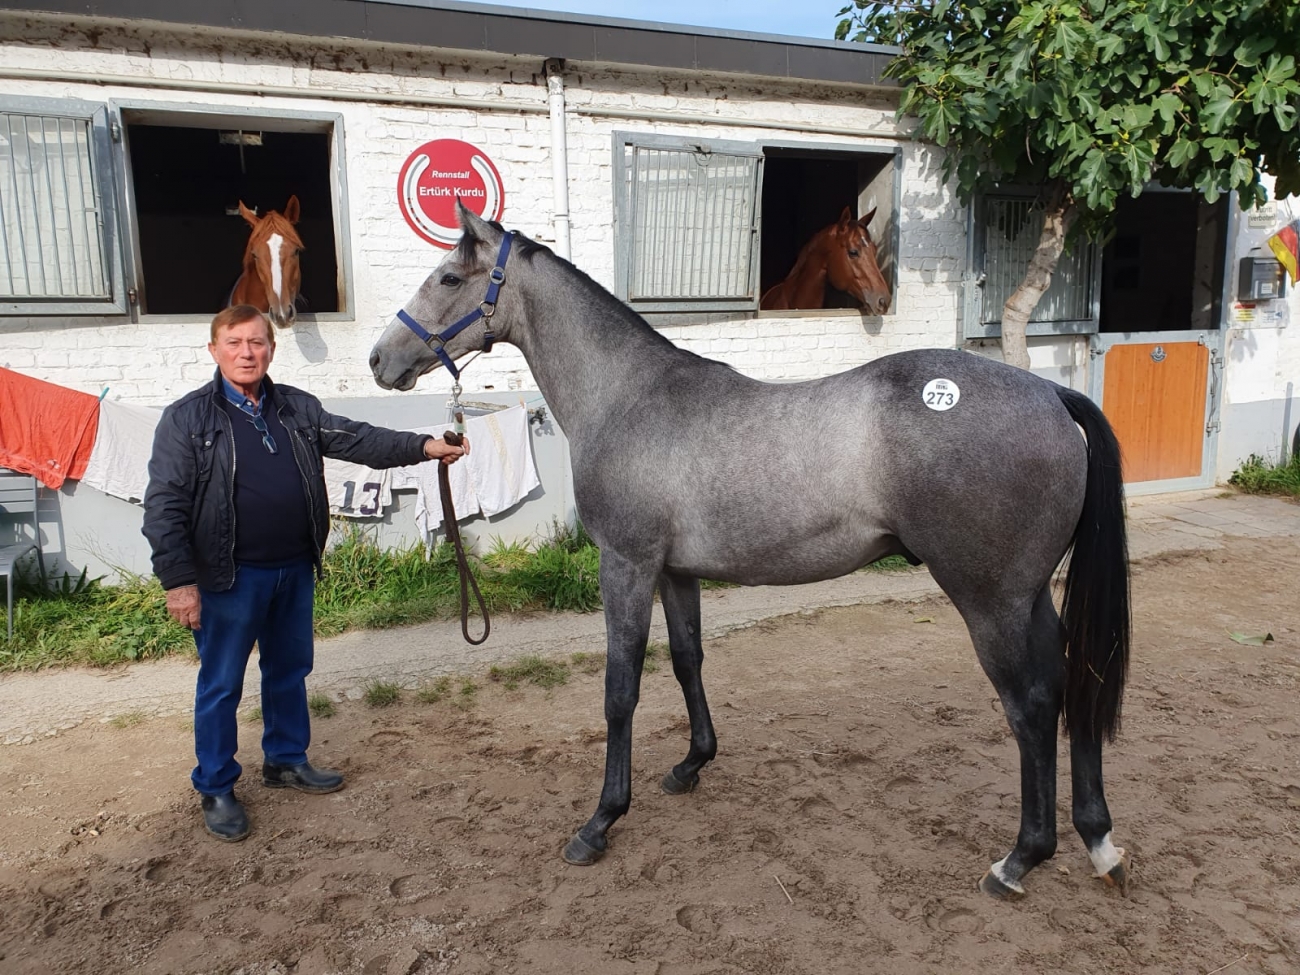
[143,305,467,842]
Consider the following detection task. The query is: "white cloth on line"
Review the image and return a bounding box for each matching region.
[323,459,392,518]
[391,425,480,536]
[81,399,162,503]
[464,404,540,517]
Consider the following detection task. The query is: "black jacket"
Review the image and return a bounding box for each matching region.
[142,371,431,591]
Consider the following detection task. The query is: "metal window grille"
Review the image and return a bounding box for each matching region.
[627,145,759,303]
[980,197,1094,325]
[0,112,109,301]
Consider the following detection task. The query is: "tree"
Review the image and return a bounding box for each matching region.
[837,0,1300,368]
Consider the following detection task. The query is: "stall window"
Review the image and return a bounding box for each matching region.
[613,132,898,321]
[120,107,348,318]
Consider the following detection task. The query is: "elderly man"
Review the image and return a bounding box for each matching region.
[143,305,466,841]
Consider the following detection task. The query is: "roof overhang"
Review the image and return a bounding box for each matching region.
[0,0,899,88]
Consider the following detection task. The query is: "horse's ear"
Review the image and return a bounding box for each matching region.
[238,201,259,228]
[859,207,878,229]
[838,206,854,228]
[457,198,493,242]
[283,195,301,224]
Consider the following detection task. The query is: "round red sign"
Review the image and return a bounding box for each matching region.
[398,139,506,248]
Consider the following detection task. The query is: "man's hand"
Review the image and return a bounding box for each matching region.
[166,585,202,630]
[424,436,469,466]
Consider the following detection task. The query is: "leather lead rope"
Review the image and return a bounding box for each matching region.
[439,430,490,645]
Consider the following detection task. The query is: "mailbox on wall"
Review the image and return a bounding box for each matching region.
[1238,256,1287,301]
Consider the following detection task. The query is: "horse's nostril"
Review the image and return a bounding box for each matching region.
[369,350,380,371]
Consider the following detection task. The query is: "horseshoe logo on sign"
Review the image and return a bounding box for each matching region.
[398,140,506,248]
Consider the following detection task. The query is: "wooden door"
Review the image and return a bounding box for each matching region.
[1101,342,1209,482]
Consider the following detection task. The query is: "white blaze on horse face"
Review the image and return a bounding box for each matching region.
[267,233,284,305]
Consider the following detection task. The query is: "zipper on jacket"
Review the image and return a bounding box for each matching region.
[218,406,238,576]
[288,426,326,554]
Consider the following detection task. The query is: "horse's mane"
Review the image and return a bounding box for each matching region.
[460,221,684,356]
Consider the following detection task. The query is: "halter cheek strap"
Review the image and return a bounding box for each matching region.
[397,232,515,381]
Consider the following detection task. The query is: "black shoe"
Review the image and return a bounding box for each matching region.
[262,760,344,794]
[200,792,250,842]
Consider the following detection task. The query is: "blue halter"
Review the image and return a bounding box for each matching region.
[396,232,515,381]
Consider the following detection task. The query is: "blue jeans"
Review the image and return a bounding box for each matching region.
[192,560,315,796]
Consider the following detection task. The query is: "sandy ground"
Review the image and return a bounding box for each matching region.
[1,529,1298,975]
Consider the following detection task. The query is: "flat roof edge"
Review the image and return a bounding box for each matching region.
[0,0,900,87]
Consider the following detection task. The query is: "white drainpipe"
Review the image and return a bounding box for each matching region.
[545,58,572,262]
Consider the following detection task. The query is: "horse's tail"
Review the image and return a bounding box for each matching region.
[1055,385,1131,743]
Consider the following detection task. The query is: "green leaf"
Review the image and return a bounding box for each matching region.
[1202,93,1240,133]
[1227,630,1274,646]
[1233,36,1276,67]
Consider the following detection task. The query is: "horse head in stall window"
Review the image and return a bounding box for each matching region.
[229,196,304,329]
[760,206,891,314]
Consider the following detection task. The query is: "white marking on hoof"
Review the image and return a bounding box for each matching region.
[1088,831,1124,876]
[990,855,1025,895]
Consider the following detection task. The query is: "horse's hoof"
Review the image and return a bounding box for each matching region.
[1099,848,1130,897]
[978,869,1025,900]
[661,768,698,795]
[562,832,606,866]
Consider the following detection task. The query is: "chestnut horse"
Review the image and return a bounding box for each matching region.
[760,206,891,314]
[229,196,304,329]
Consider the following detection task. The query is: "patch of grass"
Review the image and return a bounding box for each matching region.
[489,654,570,690]
[642,640,669,674]
[364,680,402,708]
[108,710,147,729]
[1229,453,1300,497]
[454,677,478,710]
[308,693,336,718]
[416,675,454,704]
[863,554,913,572]
[243,706,262,723]
[570,651,605,674]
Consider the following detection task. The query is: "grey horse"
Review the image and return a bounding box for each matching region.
[370,205,1132,899]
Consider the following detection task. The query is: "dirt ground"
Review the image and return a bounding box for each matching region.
[1,533,1297,975]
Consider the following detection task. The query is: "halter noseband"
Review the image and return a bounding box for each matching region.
[396,231,515,381]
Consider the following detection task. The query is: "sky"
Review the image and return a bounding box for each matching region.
[462,0,850,41]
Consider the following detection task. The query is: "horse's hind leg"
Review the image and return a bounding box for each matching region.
[1071,731,1129,894]
[966,586,1066,899]
[657,571,717,795]
[562,548,658,866]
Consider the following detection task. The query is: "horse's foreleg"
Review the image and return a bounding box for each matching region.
[970,588,1065,899]
[562,549,657,866]
[656,571,717,795]
[1071,733,1129,895]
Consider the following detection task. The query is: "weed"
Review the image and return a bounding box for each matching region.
[364,680,402,707]
[108,711,146,729]
[243,707,263,723]
[489,654,570,690]
[308,693,336,718]
[1229,453,1300,497]
[417,675,454,703]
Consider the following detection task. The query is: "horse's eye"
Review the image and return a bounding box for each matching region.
[848,249,860,258]
[441,273,461,287]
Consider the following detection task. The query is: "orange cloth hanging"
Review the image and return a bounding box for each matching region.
[0,367,101,489]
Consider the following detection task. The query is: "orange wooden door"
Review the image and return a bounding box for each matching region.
[1101,342,1209,482]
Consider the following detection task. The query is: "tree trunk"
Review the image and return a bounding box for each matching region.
[999,186,1078,371]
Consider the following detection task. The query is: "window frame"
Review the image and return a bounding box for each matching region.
[112,100,355,324]
[964,188,1102,339]
[0,94,129,317]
